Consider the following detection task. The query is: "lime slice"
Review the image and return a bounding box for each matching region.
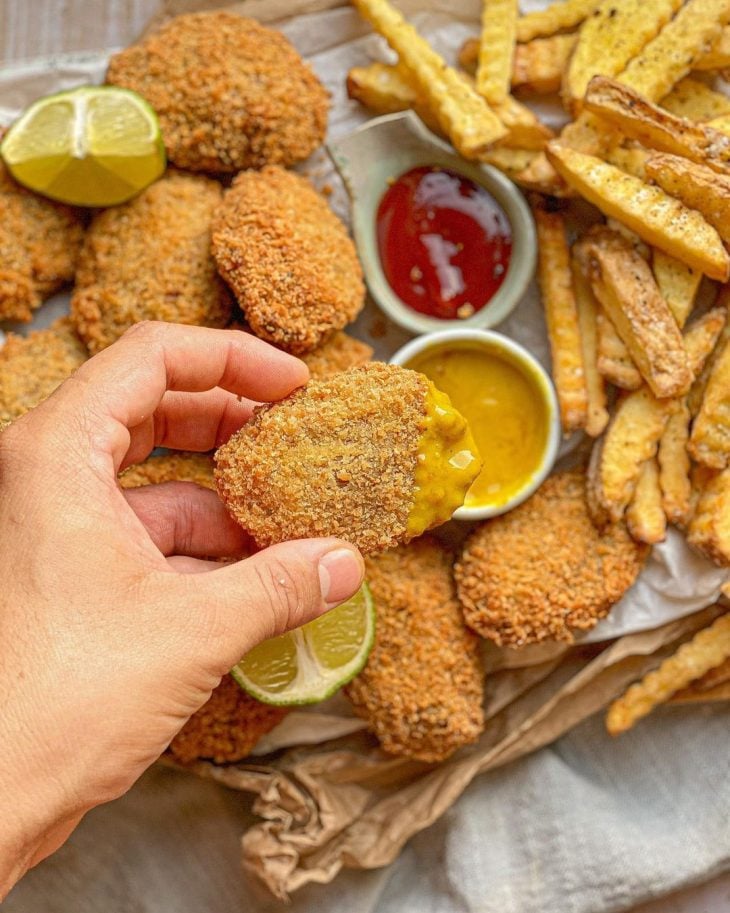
[1,86,166,206]
[232,584,375,706]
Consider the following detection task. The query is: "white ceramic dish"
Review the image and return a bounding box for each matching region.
[390,328,561,521]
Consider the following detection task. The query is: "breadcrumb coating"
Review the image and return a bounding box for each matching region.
[119,452,215,490]
[0,317,88,423]
[211,166,365,354]
[0,161,84,322]
[71,170,231,354]
[345,537,485,763]
[106,11,329,173]
[300,331,373,379]
[455,470,648,646]
[168,674,287,764]
[215,363,426,554]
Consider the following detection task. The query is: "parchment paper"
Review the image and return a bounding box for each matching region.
[1,0,729,899]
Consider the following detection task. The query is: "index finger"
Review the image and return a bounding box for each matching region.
[55,322,309,466]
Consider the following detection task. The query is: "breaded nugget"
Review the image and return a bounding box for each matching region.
[0,161,84,322]
[345,537,485,763]
[455,470,648,646]
[300,331,373,379]
[71,171,231,354]
[211,166,365,354]
[119,451,215,490]
[215,363,480,554]
[167,674,287,764]
[0,317,88,423]
[106,12,329,173]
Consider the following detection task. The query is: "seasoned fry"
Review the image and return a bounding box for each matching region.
[532,199,588,433]
[584,77,730,178]
[563,0,681,113]
[626,458,667,544]
[689,335,730,469]
[571,249,609,436]
[477,0,518,106]
[661,77,730,122]
[493,95,554,150]
[607,612,730,734]
[515,0,599,42]
[585,231,691,398]
[651,250,701,328]
[688,462,719,524]
[696,25,730,70]
[352,0,506,157]
[596,313,642,390]
[603,144,649,181]
[460,33,577,95]
[688,309,730,418]
[547,143,730,281]
[657,403,692,527]
[346,62,441,133]
[647,153,730,245]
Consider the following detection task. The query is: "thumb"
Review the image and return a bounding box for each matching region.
[176,538,365,670]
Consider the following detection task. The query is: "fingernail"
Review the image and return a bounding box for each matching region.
[318,547,364,608]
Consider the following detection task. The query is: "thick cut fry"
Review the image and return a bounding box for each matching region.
[587,312,726,525]
[352,0,507,157]
[346,62,441,133]
[586,232,692,398]
[696,25,730,69]
[626,458,667,544]
[585,77,730,178]
[604,144,649,180]
[563,0,681,113]
[532,200,588,434]
[617,0,730,103]
[708,112,730,136]
[477,0,518,105]
[688,309,730,418]
[492,95,554,150]
[460,33,577,95]
[596,312,642,389]
[607,612,730,734]
[689,336,730,469]
[547,143,730,281]
[647,153,730,245]
[651,250,701,328]
[688,462,719,523]
[657,403,692,527]
[515,0,600,42]
[661,77,730,122]
[571,249,609,436]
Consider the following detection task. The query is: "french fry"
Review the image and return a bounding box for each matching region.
[672,655,730,700]
[647,153,730,246]
[707,112,730,135]
[585,231,692,398]
[688,467,730,564]
[603,144,649,180]
[687,306,730,418]
[346,62,442,133]
[563,0,681,113]
[532,199,588,434]
[660,76,730,122]
[695,25,730,70]
[657,403,692,527]
[477,0,518,106]
[606,612,730,734]
[515,0,599,42]
[626,458,667,544]
[587,311,726,525]
[352,0,507,157]
[688,462,719,523]
[689,335,730,469]
[571,248,609,436]
[584,76,730,178]
[546,143,730,281]
[651,250,701,328]
[459,33,577,95]
[492,95,554,150]
[482,146,539,175]
[596,313,642,390]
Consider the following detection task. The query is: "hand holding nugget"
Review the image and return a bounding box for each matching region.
[0,323,364,899]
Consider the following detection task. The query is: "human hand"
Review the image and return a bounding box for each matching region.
[0,322,364,898]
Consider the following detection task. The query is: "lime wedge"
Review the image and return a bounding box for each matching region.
[232,584,375,706]
[1,86,166,206]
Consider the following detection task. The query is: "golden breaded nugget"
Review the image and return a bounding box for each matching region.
[456,470,648,646]
[212,166,365,355]
[168,675,287,764]
[215,363,480,554]
[300,332,373,380]
[71,171,231,354]
[107,12,328,173]
[0,317,87,424]
[0,160,84,322]
[119,452,215,491]
[346,537,485,763]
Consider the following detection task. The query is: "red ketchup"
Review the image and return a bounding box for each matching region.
[376,165,513,320]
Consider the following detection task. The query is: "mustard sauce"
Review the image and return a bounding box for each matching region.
[407,343,550,510]
[407,381,482,537]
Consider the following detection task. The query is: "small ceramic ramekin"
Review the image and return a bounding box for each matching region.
[390,328,561,522]
[327,110,536,337]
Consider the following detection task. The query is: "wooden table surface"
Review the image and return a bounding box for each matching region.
[2,4,729,911]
